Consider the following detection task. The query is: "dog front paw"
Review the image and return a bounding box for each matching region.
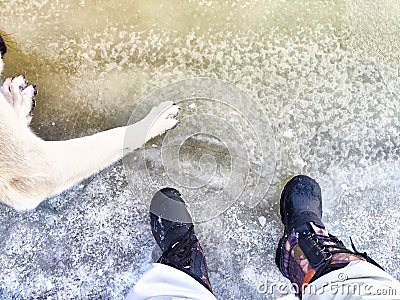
[145,101,180,141]
[0,75,37,125]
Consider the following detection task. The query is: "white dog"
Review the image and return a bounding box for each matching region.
[0,35,179,210]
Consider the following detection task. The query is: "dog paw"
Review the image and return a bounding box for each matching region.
[145,101,180,141]
[0,75,37,125]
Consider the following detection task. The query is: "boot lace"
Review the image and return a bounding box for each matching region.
[306,232,384,281]
[158,225,198,268]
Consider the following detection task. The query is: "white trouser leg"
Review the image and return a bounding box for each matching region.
[302,260,400,300]
[126,263,216,300]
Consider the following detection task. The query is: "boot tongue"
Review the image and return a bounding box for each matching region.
[295,223,331,268]
[289,211,325,232]
[294,222,326,236]
[164,224,195,251]
[294,223,313,235]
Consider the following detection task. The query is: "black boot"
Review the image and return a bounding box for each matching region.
[150,188,213,293]
[275,175,382,297]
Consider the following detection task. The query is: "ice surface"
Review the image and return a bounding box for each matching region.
[1,0,400,299]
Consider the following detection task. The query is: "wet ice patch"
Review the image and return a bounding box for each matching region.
[123,78,276,222]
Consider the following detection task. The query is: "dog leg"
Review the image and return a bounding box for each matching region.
[42,101,179,197]
[0,81,178,210]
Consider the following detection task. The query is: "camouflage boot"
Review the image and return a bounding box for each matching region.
[275,175,382,298]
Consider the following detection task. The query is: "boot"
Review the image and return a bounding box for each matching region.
[150,188,213,293]
[275,175,382,297]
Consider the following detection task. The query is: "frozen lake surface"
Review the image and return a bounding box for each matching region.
[1,0,400,299]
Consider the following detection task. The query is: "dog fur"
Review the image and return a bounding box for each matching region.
[0,35,179,210]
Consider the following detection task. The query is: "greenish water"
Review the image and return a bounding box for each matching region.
[1,1,400,299]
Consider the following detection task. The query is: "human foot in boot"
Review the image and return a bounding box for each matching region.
[275,175,381,295]
[150,188,213,292]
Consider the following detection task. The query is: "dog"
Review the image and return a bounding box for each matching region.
[0,34,179,210]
